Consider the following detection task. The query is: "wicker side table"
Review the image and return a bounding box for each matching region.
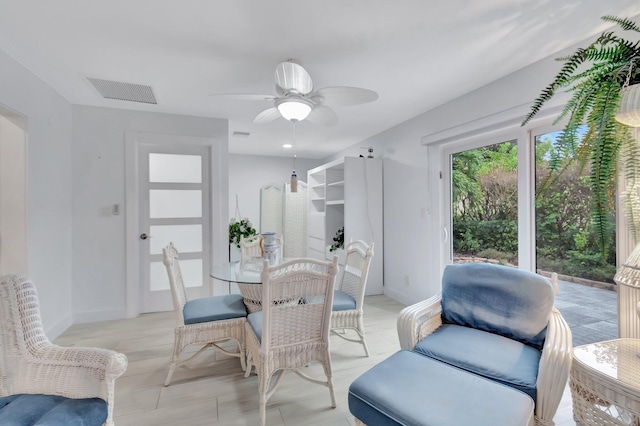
[570,338,640,425]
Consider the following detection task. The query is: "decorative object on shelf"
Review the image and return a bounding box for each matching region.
[360,147,374,158]
[229,194,257,249]
[522,15,640,256]
[329,226,344,252]
[614,242,640,343]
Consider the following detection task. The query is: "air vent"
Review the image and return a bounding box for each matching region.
[232,131,251,137]
[87,77,157,104]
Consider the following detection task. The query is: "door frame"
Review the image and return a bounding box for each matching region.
[139,143,212,313]
[124,131,229,318]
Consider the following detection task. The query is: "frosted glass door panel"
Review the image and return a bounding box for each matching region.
[150,259,203,291]
[150,190,202,218]
[149,153,202,183]
[149,224,202,255]
[150,261,170,291]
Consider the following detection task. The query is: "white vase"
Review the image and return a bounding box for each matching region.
[261,232,279,265]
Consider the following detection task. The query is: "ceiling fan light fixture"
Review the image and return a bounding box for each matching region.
[276,98,312,122]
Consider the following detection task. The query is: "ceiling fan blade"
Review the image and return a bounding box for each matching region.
[275,61,313,95]
[209,93,276,101]
[311,86,378,106]
[306,105,338,126]
[253,107,282,125]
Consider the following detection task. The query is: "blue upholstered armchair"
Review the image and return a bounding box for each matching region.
[397,263,572,426]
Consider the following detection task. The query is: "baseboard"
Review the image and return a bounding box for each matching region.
[46,314,73,341]
[382,288,415,307]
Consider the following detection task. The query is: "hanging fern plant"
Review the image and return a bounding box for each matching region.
[523,15,640,257]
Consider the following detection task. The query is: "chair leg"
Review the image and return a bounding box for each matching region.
[323,362,337,408]
[164,335,183,387]
[238,338,247,372]
[244,352,253,378]
[164,364,177,387]
[258,369,273,426]
[357,317,370,357]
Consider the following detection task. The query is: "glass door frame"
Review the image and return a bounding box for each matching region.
[426,118,541,286]
[428,113,632,286]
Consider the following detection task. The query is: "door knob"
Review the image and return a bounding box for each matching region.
[140,233,151,240]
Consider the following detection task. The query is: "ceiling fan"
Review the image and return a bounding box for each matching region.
[210,60,378,126]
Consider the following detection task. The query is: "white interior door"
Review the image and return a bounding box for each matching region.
[139,144,212,313]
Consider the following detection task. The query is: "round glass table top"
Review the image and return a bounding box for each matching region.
[209,260,265,284]
[573,338,640,392]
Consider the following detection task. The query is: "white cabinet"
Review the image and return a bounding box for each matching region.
[307,157,383,295]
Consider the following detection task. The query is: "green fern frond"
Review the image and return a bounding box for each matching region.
[525,15,640,255]
[587,80,622,256]
[602,15,640,33]
[522,48,588,125]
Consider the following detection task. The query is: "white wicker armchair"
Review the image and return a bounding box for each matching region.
[331,240,374,356]
[162,243,247,386]
[0,274,128,426]
[396,271,572,426]
[244,257,339,426]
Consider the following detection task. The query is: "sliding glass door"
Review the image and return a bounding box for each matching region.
[533,128,616,283]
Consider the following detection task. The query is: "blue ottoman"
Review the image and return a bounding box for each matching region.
[0,394,108,426]
[348,350,534,426]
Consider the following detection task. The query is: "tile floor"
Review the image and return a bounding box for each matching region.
[54,281,618,425]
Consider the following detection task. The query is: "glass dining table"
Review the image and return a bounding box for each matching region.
[209,260,268,312]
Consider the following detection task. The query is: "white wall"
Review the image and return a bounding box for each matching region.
[0,111,27,275]
[228,153,320,232]
[71,105,228,323]
[326,40,581,306]
[0,48,74,338]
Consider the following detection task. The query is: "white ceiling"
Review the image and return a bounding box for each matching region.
[1,1,640,159]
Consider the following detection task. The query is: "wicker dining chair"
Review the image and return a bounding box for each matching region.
[239,234,262,265]
[0,274,128,426]
[244,256,339,426]
[331,240,374,356]
[162,242,247,386]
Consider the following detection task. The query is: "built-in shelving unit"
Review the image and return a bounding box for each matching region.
[306,157,383,295]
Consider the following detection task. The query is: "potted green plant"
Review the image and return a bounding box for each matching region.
[329,226,344,252]
[523,15,640,256]
[229,218,257,249]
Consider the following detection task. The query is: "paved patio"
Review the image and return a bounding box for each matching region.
[554,279,618,346]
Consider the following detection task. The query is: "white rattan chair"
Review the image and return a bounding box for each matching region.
[244,256,339,426]
[396,268,572,426]
[240,234,262,265]
[162,242,247,386]
[331,240,374,356]
[0,274,128,426]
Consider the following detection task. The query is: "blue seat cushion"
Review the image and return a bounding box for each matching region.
[183,294,247,325]
[332,290,356,311]
[247,311,263,343]
[0,394,108,426]
[441,263,554,349]
[349,350,534,426]
[413,324,541,400]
